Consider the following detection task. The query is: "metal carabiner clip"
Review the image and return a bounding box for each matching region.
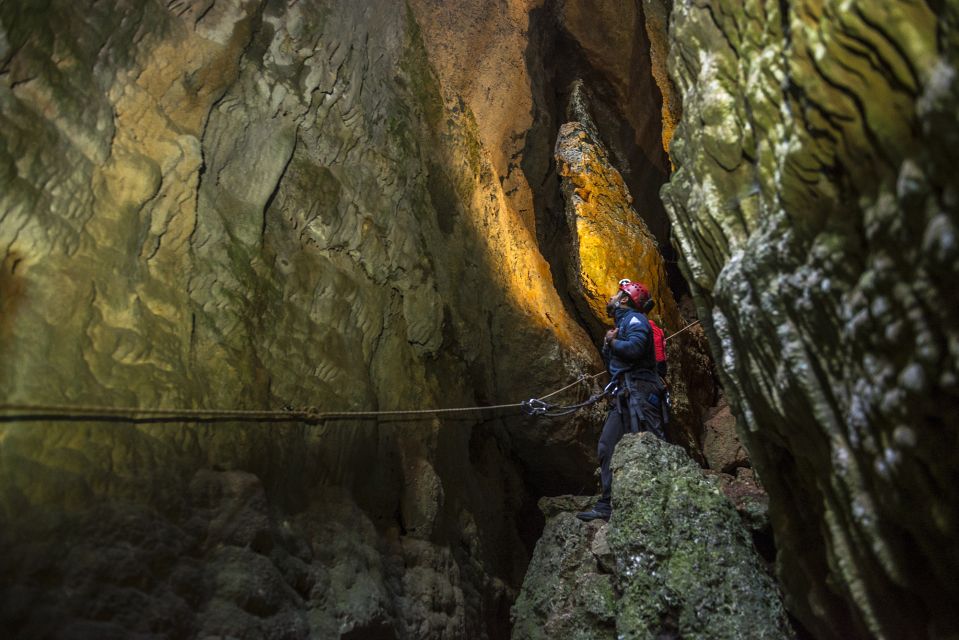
[522,398,550,416]
[602,379,619,396]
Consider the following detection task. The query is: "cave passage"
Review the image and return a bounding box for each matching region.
[11,0,953,638]
[522,0,689,339]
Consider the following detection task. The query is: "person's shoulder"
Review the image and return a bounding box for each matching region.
[624,310,650,329]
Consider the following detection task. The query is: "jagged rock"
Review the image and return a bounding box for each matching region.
[552,0,674,247]
[706,468,771,534]
[639,0,681,156]
[512,433,794,639]
[663,309,716,460]
[663,0,959,637]
[510,511,617,639]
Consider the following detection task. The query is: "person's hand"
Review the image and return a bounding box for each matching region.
[604,328,618,345]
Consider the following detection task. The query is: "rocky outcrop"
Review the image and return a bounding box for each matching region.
[0,1,610,636]
[663,0,959,637]
[511,433,794,639]
[521,0,686,314]
[554,0,673,247]
[1,466,520,638]
[554,82,679,336]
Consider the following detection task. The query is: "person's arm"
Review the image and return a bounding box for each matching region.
[609,316,650,361]
[602,327,617,363]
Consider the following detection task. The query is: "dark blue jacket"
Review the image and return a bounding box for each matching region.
[603,306,658,384]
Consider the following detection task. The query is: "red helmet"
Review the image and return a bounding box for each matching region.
[619,280,650,308]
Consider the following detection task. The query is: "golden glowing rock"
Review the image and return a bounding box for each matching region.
[555,110,680,335]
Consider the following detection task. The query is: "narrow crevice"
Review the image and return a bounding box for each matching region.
[522,0,690,338]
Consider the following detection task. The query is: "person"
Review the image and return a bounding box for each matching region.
[576,279,666,522]
[625,278,669,421]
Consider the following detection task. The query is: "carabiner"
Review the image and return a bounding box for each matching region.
[522,398,550,416]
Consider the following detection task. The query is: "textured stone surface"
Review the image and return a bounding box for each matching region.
[640,0,680,155]
[706,467,771,535]
[0,469,493,638]
[522,0,685,318]
[663,0,959,637]
[555,0,672,243]
[511,434,794,640]
[663,305,716,460]
[0,1,608,636]
[702,398,750,473]
[554,81,679,335]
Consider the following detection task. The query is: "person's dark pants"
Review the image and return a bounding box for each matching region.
[595,388,665,514]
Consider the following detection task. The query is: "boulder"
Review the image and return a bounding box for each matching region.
[512,433,794,639]
[701,399,750,473]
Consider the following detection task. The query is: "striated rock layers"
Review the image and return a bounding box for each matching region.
[664,0,959,637]
[0,1,612,637]
[511,433,794,640]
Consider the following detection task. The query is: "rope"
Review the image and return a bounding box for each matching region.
[0,401,526,424]
[666,319,701,341]
[0,319,703,425]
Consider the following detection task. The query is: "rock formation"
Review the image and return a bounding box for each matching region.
[663,0,959,637]
[10,0,951,637]
[511,433,794,639]
[0,1,611,636]
[554,81,679,337]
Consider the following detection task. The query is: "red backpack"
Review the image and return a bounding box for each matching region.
[649,319,667,377]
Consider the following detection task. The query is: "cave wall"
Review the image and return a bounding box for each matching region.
[0,1,609,636]
[663,0,959,637]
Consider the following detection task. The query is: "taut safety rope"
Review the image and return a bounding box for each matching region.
[0,320,701,424]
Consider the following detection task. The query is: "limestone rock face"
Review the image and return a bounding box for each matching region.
[663,0,959,637]
[554,82,679,335]
[553,0,673,246]
[511,433,794,640]
[0,1,606,636]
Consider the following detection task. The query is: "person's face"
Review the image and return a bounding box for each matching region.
[606,292,623,317]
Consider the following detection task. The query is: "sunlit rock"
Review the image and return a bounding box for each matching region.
[0,1,604,636]
[554,82,679,334]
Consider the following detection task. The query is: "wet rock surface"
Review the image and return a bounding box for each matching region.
[663,0,959,637]
[511,433,794,640]
[0,469,500,638]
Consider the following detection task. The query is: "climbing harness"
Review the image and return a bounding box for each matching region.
[0,320,702,425]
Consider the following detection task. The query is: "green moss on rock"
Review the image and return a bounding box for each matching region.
[513,434,793,640]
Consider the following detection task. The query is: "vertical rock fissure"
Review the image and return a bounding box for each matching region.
[522,0,689,348]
